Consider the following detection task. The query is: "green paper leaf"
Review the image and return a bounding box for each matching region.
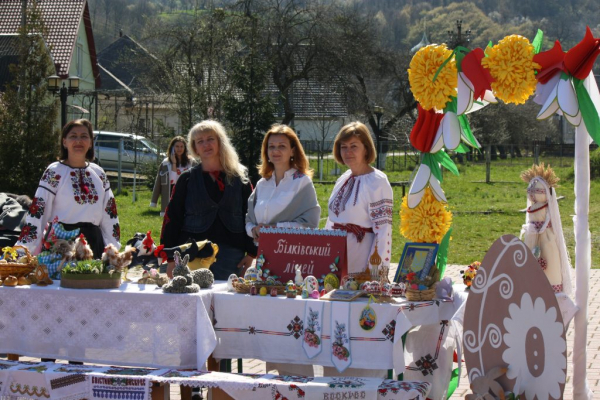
[436,227,453,279]
[458,114,480,148]
[444,97,458,114]
[447,367,460,398]
[455,143,470,153]
[434,151,459,176]
[532,29,544,54]
[574,78,600,144]
[422,153,443,183]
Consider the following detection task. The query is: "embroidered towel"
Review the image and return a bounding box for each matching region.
[302,300,324,359]
[331,301,352,372]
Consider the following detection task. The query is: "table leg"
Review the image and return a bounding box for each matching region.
[180,385,192,400]
[151,382,170,400]
[207,355,219,371]
[7,354,19,361]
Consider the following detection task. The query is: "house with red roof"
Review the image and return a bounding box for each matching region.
[0,0,100,126]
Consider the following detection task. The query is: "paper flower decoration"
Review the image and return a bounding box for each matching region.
[408,44,457,111]
[457,47,497,115]
[533,27,600,142]
[400,187,452,243]
[482,35,540,104]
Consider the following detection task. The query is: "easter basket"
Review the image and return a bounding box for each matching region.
[405,285,437,301]
[233,281,286,295]
[0,246,37,279]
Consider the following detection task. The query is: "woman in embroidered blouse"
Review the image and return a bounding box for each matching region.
[16,119,120,258]
[160,120,256,280]
[246,124,320,243]
[325,121,393,274]
[150,136,196,217]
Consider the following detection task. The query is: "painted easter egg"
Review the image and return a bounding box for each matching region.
[244,267,259,282]
[463,235,566,400]
[227,274,238,292]
[304,275,319,293]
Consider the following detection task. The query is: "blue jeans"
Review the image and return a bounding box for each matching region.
[211,242,244,281]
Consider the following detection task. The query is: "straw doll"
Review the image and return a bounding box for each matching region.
[520,164,572,295]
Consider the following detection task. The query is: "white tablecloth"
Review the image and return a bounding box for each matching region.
[212,291,466,373]
[0,282,227,369]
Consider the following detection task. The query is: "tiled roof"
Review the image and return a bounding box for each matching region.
[0,35,20,91]
[0,0,100,86]
[97,35,161,92]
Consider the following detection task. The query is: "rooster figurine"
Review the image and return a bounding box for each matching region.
[74,234,94,261]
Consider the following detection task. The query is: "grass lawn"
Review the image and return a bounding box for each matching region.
[115,158,600,268]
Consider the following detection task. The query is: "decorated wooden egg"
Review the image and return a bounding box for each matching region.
[259,286,268,296]
[227,274,238,292]
[244,267,259,282]
[366,281,381,295]
[382,282,393,296]
[391,282,405,297]
[304,275,319,293]
[463,235,566,399]
[310,289,320,299]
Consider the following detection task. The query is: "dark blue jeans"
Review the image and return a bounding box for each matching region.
[211,242,244,281]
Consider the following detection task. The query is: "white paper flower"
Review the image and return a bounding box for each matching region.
[407,163,447,208]
[430,111,461,152]
[457,71,497,116]
[535,73,582,126]
[502,293,566,399]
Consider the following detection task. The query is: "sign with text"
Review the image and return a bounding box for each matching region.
[257,227,348,284]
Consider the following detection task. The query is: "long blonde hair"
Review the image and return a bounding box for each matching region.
[258,124,313,179]
[188,120,249,183]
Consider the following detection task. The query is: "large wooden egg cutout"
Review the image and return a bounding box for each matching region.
[463,235,566,399]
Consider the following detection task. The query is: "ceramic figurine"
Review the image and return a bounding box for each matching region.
[294,265,304,287]
[310,289,320,299]
[301,288,309,299]
[520,164,572,295]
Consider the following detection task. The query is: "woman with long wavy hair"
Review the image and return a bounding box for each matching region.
[160,120,256,280]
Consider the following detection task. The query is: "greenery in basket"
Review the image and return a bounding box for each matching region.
[62,260,118,278]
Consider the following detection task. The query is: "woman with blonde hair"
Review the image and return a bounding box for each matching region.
[246,124,320,243]
[150,136,196,216]
[160,120,256,280]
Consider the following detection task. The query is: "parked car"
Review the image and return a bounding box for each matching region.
[93,131,164,173]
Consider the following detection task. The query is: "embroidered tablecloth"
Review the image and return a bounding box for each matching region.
[0,282,227,369]
[0,360,431,400]
[212,292,466,373]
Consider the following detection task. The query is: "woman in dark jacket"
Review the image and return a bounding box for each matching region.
[160,120,256,280]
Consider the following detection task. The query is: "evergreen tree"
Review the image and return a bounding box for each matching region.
[223,55,276,184]
[0,3,58,196]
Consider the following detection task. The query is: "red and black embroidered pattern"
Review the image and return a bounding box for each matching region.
[41,169,61,188]
[292,170,305,180]
[112,223,120,241]
[70,170,99,205]
[370,199,393,226]
[28,197,45,219]
[99,172,109,188]
[18,223,38,243]
[105,197,118,219]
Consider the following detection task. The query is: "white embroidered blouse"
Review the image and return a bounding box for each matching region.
[16,161,121,254]
[325,169,393,272]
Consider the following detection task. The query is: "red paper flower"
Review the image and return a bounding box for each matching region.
[410,104,444,153]
[533,40,566,84]
[564,26,600,80]
[461,48,494,100]
[406,272,417,282]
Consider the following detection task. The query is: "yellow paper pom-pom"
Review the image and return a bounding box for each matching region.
[481,35,541,104]
[408,44,458,111]
[400,187,452,243]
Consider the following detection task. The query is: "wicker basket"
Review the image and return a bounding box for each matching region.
[405,285,437,301]
[61,273,122,289]
[233,281,286,295]
[0,246,36,279]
